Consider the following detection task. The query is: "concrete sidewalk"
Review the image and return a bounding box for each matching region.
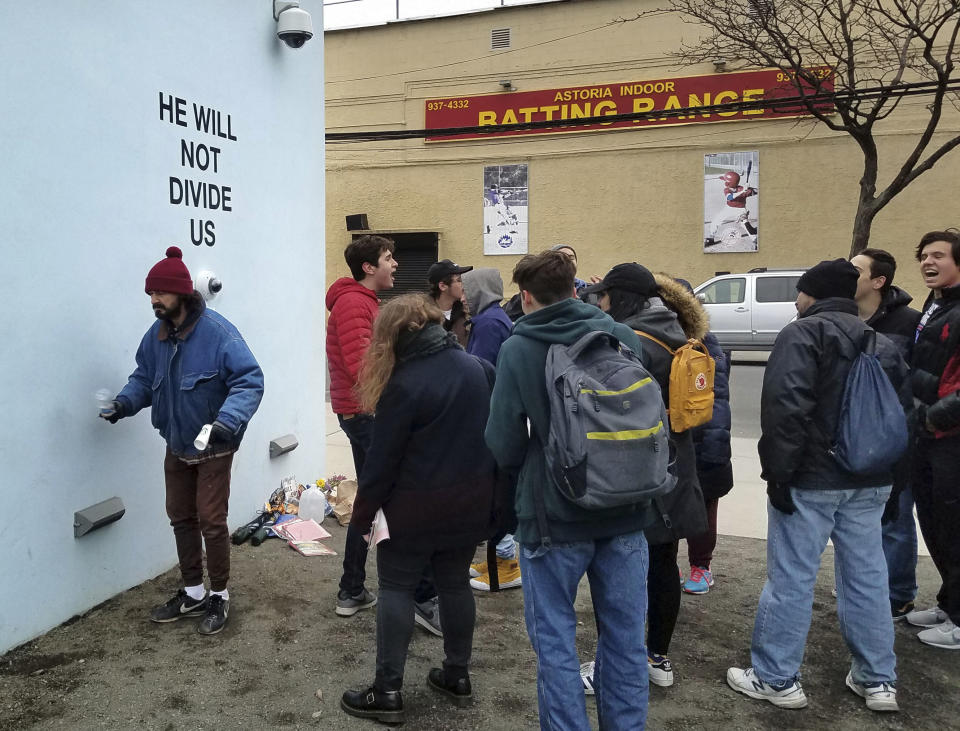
[324,401,929,555]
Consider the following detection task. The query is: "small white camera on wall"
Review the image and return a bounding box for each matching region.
[274,1,314,49]
[195,270,222,301]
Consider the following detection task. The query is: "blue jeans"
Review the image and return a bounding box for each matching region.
[495,533,516,559]
[882,486,917,604]
[519,531,649,731]
[752,486,896,686]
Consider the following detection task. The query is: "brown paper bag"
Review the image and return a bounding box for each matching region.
[329,479,358,526]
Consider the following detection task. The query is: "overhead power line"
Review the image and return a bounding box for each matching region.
[325,79,960,143]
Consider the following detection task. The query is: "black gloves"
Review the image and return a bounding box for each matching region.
[767,481,796,515]
[209,420,233,444]
[98,400,125,424]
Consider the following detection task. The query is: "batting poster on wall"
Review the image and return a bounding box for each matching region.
[703,151,758,253]
[483,164,528,255]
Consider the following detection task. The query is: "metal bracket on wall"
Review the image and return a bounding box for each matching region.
[269,434,299,458]
[74,497,125,538]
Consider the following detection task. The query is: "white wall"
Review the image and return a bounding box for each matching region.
[0,1,325,653]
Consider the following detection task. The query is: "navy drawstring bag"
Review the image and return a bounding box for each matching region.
[830,330,909,475]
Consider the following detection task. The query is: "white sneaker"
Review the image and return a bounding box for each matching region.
[647,653,674,687]
[726,667,808,709]
[917,620,960,650]
[845,671,899,712]
[580,661,595,695]
[905,606,948,628]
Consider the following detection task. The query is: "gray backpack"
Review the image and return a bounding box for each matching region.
[544,331,677,509]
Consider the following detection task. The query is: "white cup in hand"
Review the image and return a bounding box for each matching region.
[194,424,213,450]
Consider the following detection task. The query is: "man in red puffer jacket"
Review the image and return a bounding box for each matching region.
[327,235,397,617]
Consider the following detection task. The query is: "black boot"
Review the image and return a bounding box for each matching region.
[340,686,404,723]
[427,667,472,707]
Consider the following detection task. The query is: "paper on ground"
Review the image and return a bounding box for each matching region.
[272,517,332,542]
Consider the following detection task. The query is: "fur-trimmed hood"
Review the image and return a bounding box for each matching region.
[653,274,709,340]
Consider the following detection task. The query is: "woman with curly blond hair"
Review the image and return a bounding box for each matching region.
[340,294,499,724]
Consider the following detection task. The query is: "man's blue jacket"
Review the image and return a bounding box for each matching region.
[117,299,264,457]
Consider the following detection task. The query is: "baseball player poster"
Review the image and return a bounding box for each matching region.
[483,164,529,255]
[703,151,759,253]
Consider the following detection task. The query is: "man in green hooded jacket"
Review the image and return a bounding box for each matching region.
[485,249,656,730]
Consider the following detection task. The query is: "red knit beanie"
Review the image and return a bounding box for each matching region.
[145,246,194,295]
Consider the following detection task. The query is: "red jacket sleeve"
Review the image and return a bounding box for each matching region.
[327,292,378,414]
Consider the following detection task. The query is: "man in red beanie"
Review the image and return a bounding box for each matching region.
[99,246,264,635]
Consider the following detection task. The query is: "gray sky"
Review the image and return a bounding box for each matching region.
[323,0,561,30]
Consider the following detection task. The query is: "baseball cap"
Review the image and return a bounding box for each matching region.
[580,263,659,297]
[427,259,473,285]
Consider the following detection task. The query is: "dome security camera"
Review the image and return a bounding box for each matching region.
[274,1,314,49]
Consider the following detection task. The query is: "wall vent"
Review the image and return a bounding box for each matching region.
[491,28,511,50]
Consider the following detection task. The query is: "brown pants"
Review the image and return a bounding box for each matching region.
[164,449,233,592]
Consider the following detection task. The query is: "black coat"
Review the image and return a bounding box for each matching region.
[691,332,733,501]
[758,298,912,490]
[911,284,960,436]
[622,305,708,545]
[351,340,498,550]
[866,287,921,363]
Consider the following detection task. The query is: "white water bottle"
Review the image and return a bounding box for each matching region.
[298,487,329,523]
[95,388,114,416]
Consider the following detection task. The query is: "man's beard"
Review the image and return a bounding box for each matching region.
[153,301,183,322]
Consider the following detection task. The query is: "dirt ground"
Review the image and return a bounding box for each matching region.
[1,525,957,730]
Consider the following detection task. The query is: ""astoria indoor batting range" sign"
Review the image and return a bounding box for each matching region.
[424,68,832,141]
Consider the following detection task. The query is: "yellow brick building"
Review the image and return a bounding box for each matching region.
[325,0,960,302]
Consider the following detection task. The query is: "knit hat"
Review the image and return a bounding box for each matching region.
[796,258,858,300]
[580,262,659,297]
[549,244,577,258]
[145,246,194,295]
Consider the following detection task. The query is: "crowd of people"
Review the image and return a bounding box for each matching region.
[99,230,960,728]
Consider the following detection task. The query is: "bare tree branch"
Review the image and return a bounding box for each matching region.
[620,0,960,254]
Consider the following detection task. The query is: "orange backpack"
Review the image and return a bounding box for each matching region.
[634,331,715,432]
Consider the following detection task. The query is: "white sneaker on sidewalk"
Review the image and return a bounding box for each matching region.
[845,671,899,712]
[905,606,948,628]
[726,667,808,709]
[917,620,960,650]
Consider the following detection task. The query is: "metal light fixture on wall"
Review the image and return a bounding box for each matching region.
[713,59,728,73]
[498,80,517,91]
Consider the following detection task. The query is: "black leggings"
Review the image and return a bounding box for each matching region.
[374,541,476,691]
[646,540,680,656]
